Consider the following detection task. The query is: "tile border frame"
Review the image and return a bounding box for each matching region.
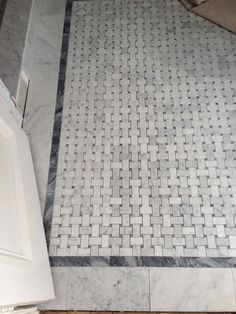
[49,256,236,267]
[43,0,236,268]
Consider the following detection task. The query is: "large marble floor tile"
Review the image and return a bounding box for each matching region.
[0,0,32,95]
[39,267,69,310]
[150,267,236,312]
[24,60,60,111]
[23,61,60,211]
[231,268,236,303]
[67,267,150,311]
[22,0,65,212]
[31,0,66,63]
[24,106,54,211]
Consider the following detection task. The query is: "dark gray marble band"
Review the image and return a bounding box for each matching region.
[49,256,236,267]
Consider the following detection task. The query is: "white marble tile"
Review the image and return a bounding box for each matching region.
[231,268,236,304]
[22,0,66,75]
[0,0,32,95]
[23,105,54,211]
[23,60,60,211]
[22,0,65,211]
[24,60,60,111]
[39,267,69,310]
[21,0,41,78]
[34,0,65,16]
[150,267,236,312]
[67,267,150,311]
[32,0,66,63]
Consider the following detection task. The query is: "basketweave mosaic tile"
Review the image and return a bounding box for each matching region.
[44,0,236,267]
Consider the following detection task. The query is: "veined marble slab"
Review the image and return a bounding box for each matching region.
[150,267,236,311]
[39,267,69,311]
[67,267,150,311]
[0,0,32,96]
[23,0,66,212]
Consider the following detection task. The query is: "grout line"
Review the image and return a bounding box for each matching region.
[148,267,151,311]
[230,268,236,307]
[65,267,70,310]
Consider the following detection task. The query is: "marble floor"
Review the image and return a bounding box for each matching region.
[45,0,236,262]
[19,0,236,311]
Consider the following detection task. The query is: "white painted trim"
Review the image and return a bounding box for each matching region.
[0,80,23,125]
[0,79,54,307]
[0,306,38,314]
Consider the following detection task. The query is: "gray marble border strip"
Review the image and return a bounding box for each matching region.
[49,256,236,267]
[44,0,236,268]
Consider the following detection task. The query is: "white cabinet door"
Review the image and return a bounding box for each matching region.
[0,88,54,308]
